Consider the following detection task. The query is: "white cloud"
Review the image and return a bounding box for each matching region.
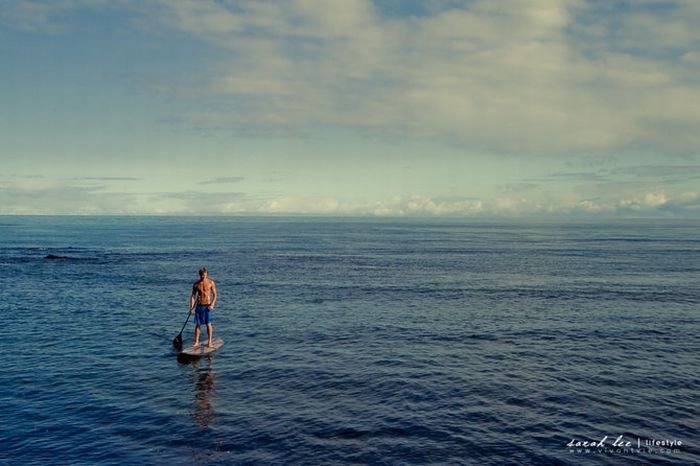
[259,196,341,215]
[578,199,608,214]
[2,177,699,217]
[252,192,700,217]
[160,0,243,34]
[0,0,71,32]
[4,1,699,155]
[644,192,668,208]
[0,179,136,215]
[199,177,245,185]
[0,0,112,32]
[129,0,699,156]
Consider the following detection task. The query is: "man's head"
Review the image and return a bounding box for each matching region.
[199,267,208,278]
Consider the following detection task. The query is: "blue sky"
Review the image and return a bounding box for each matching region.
[1,0,699,216]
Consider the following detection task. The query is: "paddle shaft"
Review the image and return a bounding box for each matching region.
[173,308,193,348]
[178,309,193,337]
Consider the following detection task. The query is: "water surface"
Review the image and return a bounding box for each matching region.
[1,216,698,465]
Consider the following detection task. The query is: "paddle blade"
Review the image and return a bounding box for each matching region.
[173,333,183,350]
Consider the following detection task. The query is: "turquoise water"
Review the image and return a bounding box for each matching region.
[1,216,698,465]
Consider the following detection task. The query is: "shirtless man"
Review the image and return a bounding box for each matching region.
[189,267,217,347]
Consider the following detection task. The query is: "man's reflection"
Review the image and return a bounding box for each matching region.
[187,357,217,429]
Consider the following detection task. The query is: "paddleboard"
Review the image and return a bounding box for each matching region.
[178,338,224,358]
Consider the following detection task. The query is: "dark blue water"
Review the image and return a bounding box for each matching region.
[1,216,698,465]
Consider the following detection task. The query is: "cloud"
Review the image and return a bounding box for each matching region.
[0,2,609,145]
[73,177,141,182]
[561,191,700,217]
[659,191,700,213]
[610,165,700,182]
[258,196,342,215]
[4,1,699,156]
[2,177,698,217]
[155,190,247,214]
[0,0,70,32]
[0,179,244,215]
[0,179,138,214]
[132,0,700,156]
[199,177,245,185]
[526,172,610,183]
[255,192,700,217]
[502,182,540,193]
[0,0,109,32]
[255,195,486,216]
[522,163,700,187]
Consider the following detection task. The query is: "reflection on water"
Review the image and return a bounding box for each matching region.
[183,357,217,429]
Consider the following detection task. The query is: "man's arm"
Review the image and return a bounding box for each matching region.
[190,285,197,312]
[210,280,217,310]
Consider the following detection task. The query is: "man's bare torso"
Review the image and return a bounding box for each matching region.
[193,278,216,306]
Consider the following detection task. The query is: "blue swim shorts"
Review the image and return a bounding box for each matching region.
[194,304,213,325]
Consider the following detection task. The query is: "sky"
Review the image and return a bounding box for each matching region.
[1,0,699,217]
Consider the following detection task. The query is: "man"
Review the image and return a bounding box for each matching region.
[190,267,217,348]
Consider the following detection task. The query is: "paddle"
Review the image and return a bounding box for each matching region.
[172,307,193,350]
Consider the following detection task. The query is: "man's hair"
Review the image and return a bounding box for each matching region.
[199,267,208,276]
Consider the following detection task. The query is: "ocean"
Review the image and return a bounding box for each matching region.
[0,216,698,465]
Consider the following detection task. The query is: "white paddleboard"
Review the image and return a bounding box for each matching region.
[178,338,224,357]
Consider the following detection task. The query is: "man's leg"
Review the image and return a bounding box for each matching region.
[194,324,201,347]
[206,323,213,346]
